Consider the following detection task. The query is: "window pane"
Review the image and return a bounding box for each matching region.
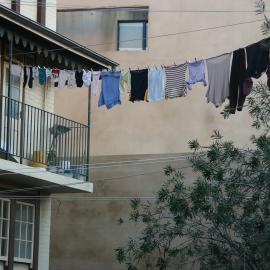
[2,220,8,237]
[21,223,27,240]
[119,22,144,50]
[15,221,20,239]
[20,241,26,259]
[27,224,33,241]
[15,204,21,220]
[14,240,19,258]
[26,242,32,260]
[21,205,27,222]
[27,206,33,223]
[3,201,9,219]
[1,239,7,257]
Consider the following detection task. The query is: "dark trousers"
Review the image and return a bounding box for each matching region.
[229,48,246,113]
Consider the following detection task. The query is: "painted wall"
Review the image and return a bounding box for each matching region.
[55,0,269,156]
[0,0,57,30]
[50,1,270,270]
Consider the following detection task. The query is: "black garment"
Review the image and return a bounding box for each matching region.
[28,67,34,89]
[75,70,84,87]
[229,48,246,114]
[246,42,269,79]
[130,69,148,102]
[23,66,28,89]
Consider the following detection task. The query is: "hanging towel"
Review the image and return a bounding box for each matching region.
[186,59,207,90]
[52,69,60,87]
[92,71,101,96]
[206,53,231,107]
[75,70,84,87]
[59,70,67,89]
[11,64,21,77]
[38,68,46,86]
[229,48,247,113]
[120,70,131,93]
[130,69,148,102]
[246,41,269,79]
[148,67,165,102]
[164,64,187,99]
[66,70,76,87]
[98,71,121,109]
[82,70,92,87]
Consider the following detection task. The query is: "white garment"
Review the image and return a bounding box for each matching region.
[46,68,52,78]
[33,66,39,78]
[148,67,165,102]
[82,70,92,87]
[66,70,76,87]
[11,64,21,77]
[59,70,67,89]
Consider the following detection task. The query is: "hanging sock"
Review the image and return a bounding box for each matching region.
[130,69,148,102]
[164,63,187,99]
[28,67,34,89]
[98,71,121,109]
[147,67,165,102]
[229,48,247,113]
[206,53,232,107]
[186,59,207,90]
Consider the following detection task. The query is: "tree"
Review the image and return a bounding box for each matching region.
[115,2,270,269]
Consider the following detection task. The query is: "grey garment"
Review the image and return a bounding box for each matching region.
[206,53,232,107]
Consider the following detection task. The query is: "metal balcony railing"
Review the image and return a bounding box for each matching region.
[0,95,89,181]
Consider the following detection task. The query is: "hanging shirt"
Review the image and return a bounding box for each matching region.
[11,64,21,77]
[46,68,52,78]
[164,64,187,99]
[82,70,91,87]
[38,68,46,86]
[206,53,231,107]
[92,71,101,96]
[246,41,269,79]
[33,66,39,78]
[59,70,67,89]
[98,71,121,109]
[120,70,131,93]
[147,67,165,102]
[130,69,148,102]
[75,70,84,87]
[186,59,207,90]
[66,70,76,87]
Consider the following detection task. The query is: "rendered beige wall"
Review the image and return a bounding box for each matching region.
[0,0,57,30]
[55,0,269,156]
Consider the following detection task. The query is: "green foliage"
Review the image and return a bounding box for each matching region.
[115,2,270,269]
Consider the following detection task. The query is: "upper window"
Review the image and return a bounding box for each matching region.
[118,21,148,51]
[0,199,10,260]
[14,202,35,263]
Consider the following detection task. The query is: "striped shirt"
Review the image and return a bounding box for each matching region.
[165,63,187,99]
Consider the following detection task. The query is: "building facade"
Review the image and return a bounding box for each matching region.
[51,0,269,270]
[0,2,117,270]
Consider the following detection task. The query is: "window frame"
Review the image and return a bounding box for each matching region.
[14,201,35,264]
[117,20,148,51]
[0,199,10,262]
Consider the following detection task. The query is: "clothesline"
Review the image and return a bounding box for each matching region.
[9,38,270,114]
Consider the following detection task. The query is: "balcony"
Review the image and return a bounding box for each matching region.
[0,96,89,181]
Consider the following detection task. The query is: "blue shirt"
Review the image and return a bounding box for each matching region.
[98,71,121,109]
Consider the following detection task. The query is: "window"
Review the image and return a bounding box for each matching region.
[118,21,148,51]
[0,199,10,260]
[14,203,34,263]
[5,68,21,120]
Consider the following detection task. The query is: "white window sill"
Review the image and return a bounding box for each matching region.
[0,256,7,261]
[118,48,146,51]
[14,257,32,264]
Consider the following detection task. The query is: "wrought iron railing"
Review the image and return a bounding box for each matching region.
[0,95,88,181]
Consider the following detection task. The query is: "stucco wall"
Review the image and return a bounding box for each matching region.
[55,0,269,156]
[0,0,57,30]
